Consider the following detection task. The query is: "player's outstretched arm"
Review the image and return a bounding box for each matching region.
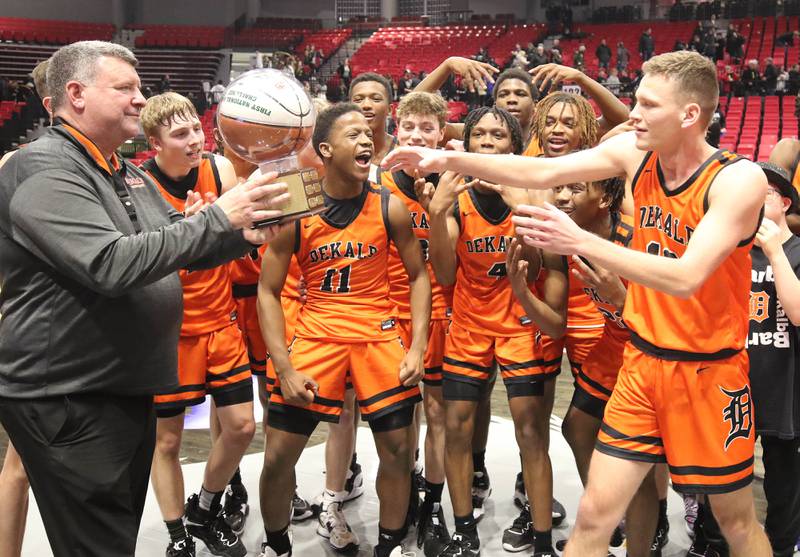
[427,171,469,286]
[383,131,633,190]
[389,194,432,386]
[257,224,316,404]
[514,160,767,298]
[756,217,800,325]
[414,56,497,95]
[506,240,567,339]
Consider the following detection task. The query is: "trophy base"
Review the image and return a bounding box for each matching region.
[252,156,326,229]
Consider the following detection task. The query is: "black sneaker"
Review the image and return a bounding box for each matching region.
[532,549,557,557]
[291,491,314,522]
[687,541,729,557]
[222,484,249,535]
[471,468,491,520]
[502,504,533,552]
[439,532,480,556]
[554,539,613,557]
[417,502,449,556]
[406,471,421,528]
[414,463,427,494]
[166,537,196,557]
[609,525,625,549]
[551,498,567,527]
[185,494,247,557]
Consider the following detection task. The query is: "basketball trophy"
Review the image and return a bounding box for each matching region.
[216,69,325,228]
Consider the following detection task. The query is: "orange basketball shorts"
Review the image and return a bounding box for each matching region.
[596,345,755,494]
[398,318,448,386]
[441,323,561,401]
[538,324,605,375]
[154,323,253,418]
[570,328,627,419]
[267,336,422,435]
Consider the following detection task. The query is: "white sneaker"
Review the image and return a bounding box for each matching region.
[317,499,359,552]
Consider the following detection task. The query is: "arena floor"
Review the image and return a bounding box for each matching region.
[2,368,770,556]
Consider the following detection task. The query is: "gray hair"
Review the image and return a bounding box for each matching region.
[48,41,137,110]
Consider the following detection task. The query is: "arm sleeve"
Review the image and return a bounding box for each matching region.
[9,169,251,297]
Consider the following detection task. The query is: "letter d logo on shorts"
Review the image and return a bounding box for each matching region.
[720,385,752,450]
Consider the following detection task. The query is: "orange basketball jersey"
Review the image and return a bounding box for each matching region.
[382,170,453,320]
[294,182,397,342]
[569,213,634,342]
[453,189,536,336]
[624,150,753,357]
[144,155,237,336]
[522,135,543,158]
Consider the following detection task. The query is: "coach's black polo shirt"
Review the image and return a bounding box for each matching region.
[0,120,252,398]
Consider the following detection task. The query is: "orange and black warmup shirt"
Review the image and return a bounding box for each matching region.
[144,155,238,336]
[624,149,753,358]
[294,182,397,342]
[382,170,453,320]
[452,188,536,336]
[569,213,634,342]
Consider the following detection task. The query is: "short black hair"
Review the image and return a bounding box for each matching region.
[463,106,525,155]
[348,72,392,102]
[492,68,537,102]
[312,102,362,158]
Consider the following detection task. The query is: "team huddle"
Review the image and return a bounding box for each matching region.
[3,44,799,557]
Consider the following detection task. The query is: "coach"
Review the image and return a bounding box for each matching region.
[0,41,286,556]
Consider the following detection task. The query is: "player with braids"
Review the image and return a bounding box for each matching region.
[531,92,598,156]
[463,106,525,155]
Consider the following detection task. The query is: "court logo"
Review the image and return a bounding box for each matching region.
[749,291,770,323]
[720,385,752,450]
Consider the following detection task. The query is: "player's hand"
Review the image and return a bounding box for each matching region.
[571,255,626,310]
[446,56,497,92]
[529,63,584,93]
[476,181,528,211]
[382,146,450,175]
[413,170,436,212]
[214,170,290,229]
[755,217,783,257]
[599,120,636,143]
[512,202,589,255]
[277,367,318,406]
[399,347,425,387]
[184,191,216,217]
[242,223,288,245]
[297,275,308,304]
[506,238,531,293]
[429,171,477,215]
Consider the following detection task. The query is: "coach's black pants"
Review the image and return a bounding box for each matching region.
[762,434,800,554]
[0,393,156,557]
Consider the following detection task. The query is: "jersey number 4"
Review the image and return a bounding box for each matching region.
[487,262,507,278]
[320,265,352,293]
[646,241,678,259]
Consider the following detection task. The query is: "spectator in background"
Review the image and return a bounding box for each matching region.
[778,69,789,95]
[158,74,171,93]
[764,57,779,95]
[398,69,415,98]
[210,80,226,105]
[616,41,630,72]
[512,46,530,69]
[596,38,612,69]
[0,75,8,101]
[742,59,761,95]
[573,45,586,70]
[529,44,548,69]
[605,67,621,96]
[549,39,562,61]
[777,30,800,46]
[639,27,655,61]
[721,64,741,96]
[337,58,352,88]
[727,24,745,63]
[550,46,563,65]
[789,64,800,95]
[674,39,687,51]
[705,105,726,147]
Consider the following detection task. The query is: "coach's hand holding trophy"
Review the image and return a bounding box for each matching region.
[216,68,326,238]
